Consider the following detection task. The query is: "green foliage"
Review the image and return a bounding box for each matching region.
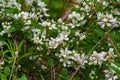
[0,0,120,80]
[17,75,27,80]
[108,62,120,75]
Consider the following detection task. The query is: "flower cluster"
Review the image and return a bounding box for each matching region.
[75,30,86,40]
[0,22,12,37]
[0,0,21,10]
[0,61,4,70]
[97,12,119,29]
[68,12,86,28]
[89,48,115,66]
[0,0,120,79]
[57,47,116,68]
[104,69,118,80]
[49,31,69,49]
[32,28,42,44]
[56,48,87,67]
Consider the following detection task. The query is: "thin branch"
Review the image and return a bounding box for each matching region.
[87,26,114,56]
[69,0,82,6]
[108,35,120,55]
[85,0,105,27]
[0,54,4,70]
[69,26,114,80]
[44,62,59,76]
[9,37,18,80]
[51,64,56,80]
[70,65,81,80]
[9,55,17,80]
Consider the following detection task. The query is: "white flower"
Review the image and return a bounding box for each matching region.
[21,12,29,20]
[57,48,73,67]
[0,61,4,65]
[68,14,73,19]
[41,21,48,27]
[25,0,34,6]
[58,18,63,23]
[15,51,19,55]
[1,22,12,35]
[59,48,72,57]
[113,75,118,80]
[97,12,119,28]
[13,12,37,20]
[38,1,46,7]
[41,65,47,70]
[104,69,119,80]
[25,20,31,25]
[31,28,43,44]
[32,28,41,36]
[49,38,59,49]
[108,48,114,53]
[68,11,85,27]
[89,51,103,66]
[49,31,69,49]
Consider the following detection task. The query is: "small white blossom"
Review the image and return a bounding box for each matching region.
[25,0,34,6]
[58,48,73,67]
[97,12,119,28]
[0,22,12,36]
[49,31,69,49]
[89,48,115,66]
[104,69,119,80]
[68,11,86,27]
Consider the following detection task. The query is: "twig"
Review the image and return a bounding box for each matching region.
[69,26,114,80]
[87,26,114,56]
[70,64,81,80]
[9,55,17,80]
[9,38,18,80]
[108,35,120,55]
[44,62,59,76]
[85,0,105,28]
[51,64,56,80]
[0,54,4,69]
[69,0,82,6]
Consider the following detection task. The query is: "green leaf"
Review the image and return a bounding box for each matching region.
[9,27,16,33]
[112,62,120,67]
[59,69,70,80]
[0,73,7,80]
[5,40,15,56]
[108,62,120,74]
[0,50,10,56]
[4,66,10,76]
[18,74,27,80]
[94,28,104,37]
[18,40,24,52]
[110,66,120,75]
[4,7,18,14]
[48,57,53,66]
[40,75,45,80]
[18,52,37,61]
